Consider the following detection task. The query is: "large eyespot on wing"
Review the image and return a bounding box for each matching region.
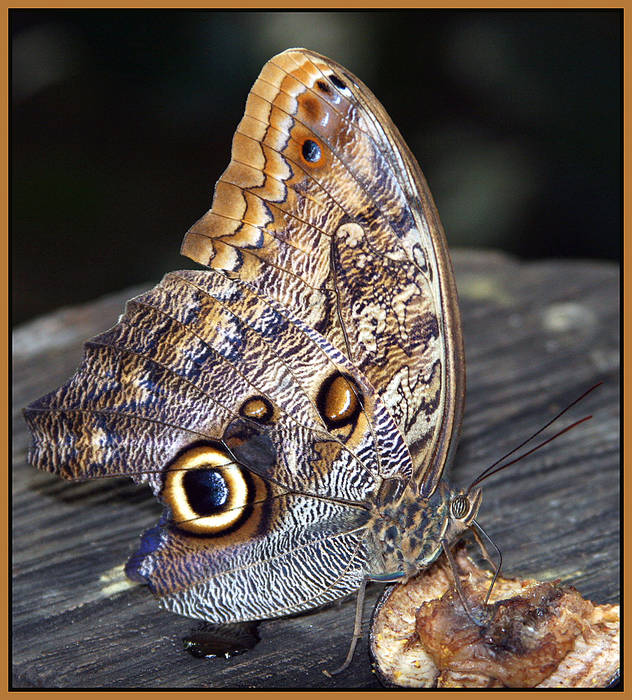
[181,48,464,495]
[162,443,270,537]
[315,371,364,444]
[124,440,374,624]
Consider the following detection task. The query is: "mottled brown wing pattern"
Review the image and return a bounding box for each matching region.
[25,267,410,620]
[182,49,464,495]
[26,269,411,498]
[134,494,375,623]
[24,48,465,624]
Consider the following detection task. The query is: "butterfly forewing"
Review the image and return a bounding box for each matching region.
[182,48,464,495]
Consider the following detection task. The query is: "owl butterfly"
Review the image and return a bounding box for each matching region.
[26,48,491,672]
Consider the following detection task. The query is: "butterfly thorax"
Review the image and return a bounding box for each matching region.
[369,481,482,580]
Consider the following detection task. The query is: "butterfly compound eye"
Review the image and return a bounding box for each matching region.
[451,495,469,519]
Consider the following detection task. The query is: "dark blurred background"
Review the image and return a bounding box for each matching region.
[12,10,621,326]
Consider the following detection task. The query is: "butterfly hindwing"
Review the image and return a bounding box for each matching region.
[128,494,373,622]
[25,268,409,619]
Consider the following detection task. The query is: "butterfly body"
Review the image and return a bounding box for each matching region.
[25,49,470,639]
[369,482,482,580]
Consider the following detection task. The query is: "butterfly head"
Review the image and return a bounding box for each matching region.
[443,484,483,544]
[414,484,482,570]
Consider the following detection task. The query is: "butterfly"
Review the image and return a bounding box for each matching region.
[25,48,484,672]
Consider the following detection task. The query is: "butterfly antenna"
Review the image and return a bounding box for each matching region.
[466,382,601,494]
[468,415,593,491]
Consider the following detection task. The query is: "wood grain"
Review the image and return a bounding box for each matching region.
[12,250,619,688]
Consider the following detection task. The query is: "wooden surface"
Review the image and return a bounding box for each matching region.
[12,249,620,689]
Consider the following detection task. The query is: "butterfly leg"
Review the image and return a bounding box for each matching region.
[325,577,369,676]
[441,539,485,626]
[326,571,406,676]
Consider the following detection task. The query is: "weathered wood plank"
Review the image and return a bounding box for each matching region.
[12,250,619,688]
